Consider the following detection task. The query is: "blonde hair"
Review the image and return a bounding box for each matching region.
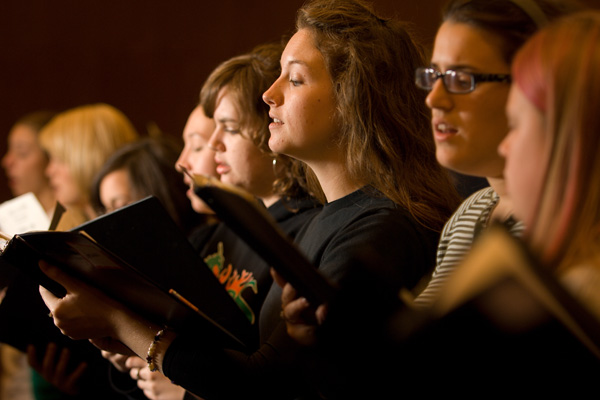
[513,11,600,270]
[40,103,139,207]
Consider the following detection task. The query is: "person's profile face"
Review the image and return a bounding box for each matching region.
[426,21,511,178]
[99,168,135,214]
[45,157,82,209]
[176,106,218,214]
[2,124,50,197]
[499,84,547,227]
[208,88,275,201]
[262,28,338,165]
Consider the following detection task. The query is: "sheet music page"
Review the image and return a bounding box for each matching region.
[0,193,50,236]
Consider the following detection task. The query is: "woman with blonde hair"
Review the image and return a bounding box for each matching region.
[30,103,138,399]
[40,103,139,221]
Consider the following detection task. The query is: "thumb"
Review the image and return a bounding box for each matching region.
[38,260,80,291]
[270,267,288,288]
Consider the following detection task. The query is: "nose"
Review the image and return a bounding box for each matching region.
[207,126,225,153]
[425,78,453,111]
[45,158,56,178]
[175,147,189,173]
[1,152,12,169]
[498,130,512,159]
[263,77,282,107]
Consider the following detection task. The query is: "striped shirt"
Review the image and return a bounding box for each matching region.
[414,187,524,307]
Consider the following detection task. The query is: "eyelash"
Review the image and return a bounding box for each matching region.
[289,79,302,87]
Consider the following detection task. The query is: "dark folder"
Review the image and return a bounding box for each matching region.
[0,196,252,351]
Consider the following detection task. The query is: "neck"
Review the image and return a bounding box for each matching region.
[83,203,98,220]
[310,161,362,203]
[35,186,57,216]
[486,176,506,198]
[486,176,513,222]
[260,194,281,208]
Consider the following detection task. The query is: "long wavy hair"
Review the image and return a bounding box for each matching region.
[296,0,460,231]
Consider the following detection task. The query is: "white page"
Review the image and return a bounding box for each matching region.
[0,192,50,236]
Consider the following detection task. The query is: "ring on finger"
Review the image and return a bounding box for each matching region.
[136,368,142,380]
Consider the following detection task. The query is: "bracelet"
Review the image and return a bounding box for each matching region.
[146,327,167,372]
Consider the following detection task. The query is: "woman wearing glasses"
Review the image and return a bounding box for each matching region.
[412,0,581,306]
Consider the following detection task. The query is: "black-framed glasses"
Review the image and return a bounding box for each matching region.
[415,67,511,94]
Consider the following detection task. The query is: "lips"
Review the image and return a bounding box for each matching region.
[214,157,230,175]
[269,114,284,130]
[434,122,458,134]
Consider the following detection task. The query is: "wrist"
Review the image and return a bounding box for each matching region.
[145,327,176,373]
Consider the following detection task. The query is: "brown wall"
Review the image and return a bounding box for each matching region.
[0,0,449,203]
[1,0,598,203]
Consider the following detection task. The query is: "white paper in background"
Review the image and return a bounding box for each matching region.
[0,192,50,236]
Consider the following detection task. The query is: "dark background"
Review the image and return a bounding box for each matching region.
[1,0,598,203]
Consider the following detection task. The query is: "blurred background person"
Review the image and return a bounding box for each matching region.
[30,102,139,399]
[0,110,58,400]
[39,103,139,223]
[90,135,206,239]
[2,111,57,216]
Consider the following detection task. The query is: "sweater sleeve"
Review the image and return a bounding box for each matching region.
[162,320,309,400]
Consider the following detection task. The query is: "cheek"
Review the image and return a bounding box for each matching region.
[199,151,217,177]
[463,96,508,143]
[27,155,48,175]
[57,170,77,191]
[310,96,335,128]
[506,133,543,224]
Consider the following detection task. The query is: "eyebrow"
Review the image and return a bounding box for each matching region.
[285,58,309,68]
[216,117,238,124]
[185,131,202,139]
[430,63,483,72]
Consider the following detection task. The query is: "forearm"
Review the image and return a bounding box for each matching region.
[107,307,177,375]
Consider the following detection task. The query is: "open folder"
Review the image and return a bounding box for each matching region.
[387,224,600,390]
[432,223,600,359]
[0,196,253,351]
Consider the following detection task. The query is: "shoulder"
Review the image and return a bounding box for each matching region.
[310,191,438,284]
[441,187,495,232]
[298,188,436,255]
[268,197,322,239]
[454,186,496,217]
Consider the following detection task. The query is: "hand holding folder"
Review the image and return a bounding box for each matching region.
[0,196,253,351]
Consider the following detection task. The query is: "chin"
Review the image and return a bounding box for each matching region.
[268,137,287,154]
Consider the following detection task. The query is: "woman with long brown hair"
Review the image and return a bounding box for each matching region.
[38,1,459,398]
